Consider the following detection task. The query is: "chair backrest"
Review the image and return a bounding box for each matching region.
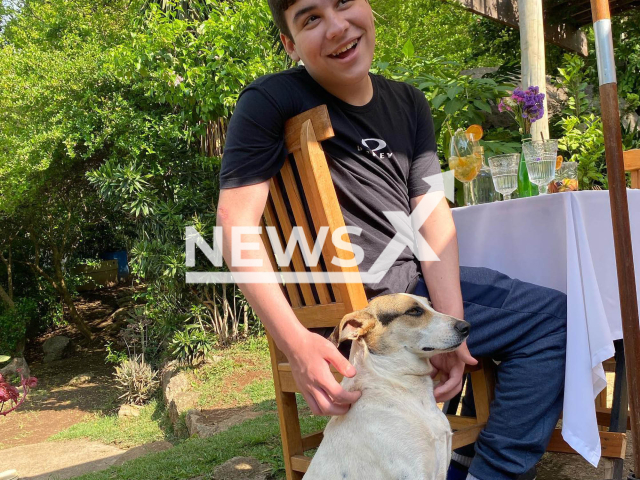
[624,149,640,189]
[262,105,369,330]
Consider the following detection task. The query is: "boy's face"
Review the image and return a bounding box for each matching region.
[281,0,375,90]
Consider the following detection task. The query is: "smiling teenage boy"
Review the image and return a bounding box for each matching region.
[217,1,567,479]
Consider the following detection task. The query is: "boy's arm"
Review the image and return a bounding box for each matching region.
[410,194,477,402]
[217,183,361,415]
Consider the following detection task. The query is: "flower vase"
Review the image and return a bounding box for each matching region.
[517,135,539,197]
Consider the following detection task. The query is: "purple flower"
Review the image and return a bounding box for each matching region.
[521,86,545,124]
[511,88,526,103]
[499,85,545,133]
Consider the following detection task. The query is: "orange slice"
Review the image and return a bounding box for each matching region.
[556,155,563,170]
[465,125,483,141]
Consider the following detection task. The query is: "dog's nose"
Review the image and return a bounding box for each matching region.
[454,321,470,336]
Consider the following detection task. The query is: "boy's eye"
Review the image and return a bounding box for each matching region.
[304,15,319,26]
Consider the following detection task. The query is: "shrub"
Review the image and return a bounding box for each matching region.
[168,325,215,365]
[0,298,37,355]
[105,341,129,365]
[114,355,159,405]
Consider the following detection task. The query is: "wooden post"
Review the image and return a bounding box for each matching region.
[590,0,640,476]
[518,0,550,140]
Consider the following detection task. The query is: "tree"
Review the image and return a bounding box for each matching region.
[0,217,19,310]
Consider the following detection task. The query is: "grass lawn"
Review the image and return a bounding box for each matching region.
[71,409,329,479]
[190,336,275,410]
[49,398,182,448]
[49,335,328,479]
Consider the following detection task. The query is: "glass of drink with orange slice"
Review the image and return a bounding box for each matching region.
[449,125,484,206]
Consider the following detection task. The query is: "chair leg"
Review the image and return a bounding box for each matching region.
[597,386,608,431]
[609,340,628,480]
[277,391,305,480]
[267,334,305,480]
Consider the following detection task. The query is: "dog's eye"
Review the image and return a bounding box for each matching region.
[405,307,424,316]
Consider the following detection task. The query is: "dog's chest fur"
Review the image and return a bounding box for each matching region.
[304,357,452,480]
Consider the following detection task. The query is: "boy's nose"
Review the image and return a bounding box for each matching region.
[325,12,349,39]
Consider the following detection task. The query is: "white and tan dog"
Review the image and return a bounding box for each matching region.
[304,293,471,480]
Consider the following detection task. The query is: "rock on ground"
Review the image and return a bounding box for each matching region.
[68,373,93,386]
[162,367,199,426]
[42,336,73,363]
[118,404,141,418]
[185,408,262,439]
[211,457,270,480]
[0,440,172,480]
[0,358,30,379]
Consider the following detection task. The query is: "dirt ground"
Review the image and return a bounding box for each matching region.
[538,438,635,480]
[0,288,129,449]
[0,439,173,480]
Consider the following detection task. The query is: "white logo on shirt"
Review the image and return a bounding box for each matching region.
[361,138,387,152]
[359,138,393,159]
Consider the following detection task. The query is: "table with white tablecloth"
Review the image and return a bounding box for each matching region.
[451,190,640,467]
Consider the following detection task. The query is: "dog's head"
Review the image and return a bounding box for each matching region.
[330,293,470,359]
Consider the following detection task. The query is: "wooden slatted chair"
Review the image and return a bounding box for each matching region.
[262,105,495,480]
[624,148,640,188]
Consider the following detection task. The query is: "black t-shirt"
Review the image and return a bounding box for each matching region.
[220,66,441,298]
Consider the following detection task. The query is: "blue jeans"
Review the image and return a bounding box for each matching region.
[413,267,567,480]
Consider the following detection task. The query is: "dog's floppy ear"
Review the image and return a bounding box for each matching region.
[330,310,376,346]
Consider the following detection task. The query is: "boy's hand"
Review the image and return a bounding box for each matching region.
[430,340,477,402]
[285,330,361,416]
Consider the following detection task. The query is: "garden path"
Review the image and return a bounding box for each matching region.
[0,285,137,450]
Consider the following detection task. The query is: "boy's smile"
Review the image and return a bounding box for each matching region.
[281,0,375,106]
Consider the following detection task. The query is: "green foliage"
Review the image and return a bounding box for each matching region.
[0,0,134,214]
[106,0,278,140]
[169,325,216,365]
[558,115,606,189]
[612,11,640,98]
[467,17,566,74]
[374,57,513,161]
[105,342,130,365]
[467,18,520,66]
[0,298,36,355]
[554,54,609,190]
[555,54,592,118]
[373,0,478,66]
[85,1,277,349]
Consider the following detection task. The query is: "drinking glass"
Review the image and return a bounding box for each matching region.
[551,161,579,192]
[523,140,558,195]
[449,131,483,206]
[488,154,519,200]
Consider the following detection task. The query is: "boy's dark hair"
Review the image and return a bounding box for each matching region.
[268,0,297,40]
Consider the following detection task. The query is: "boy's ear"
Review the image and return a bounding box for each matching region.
[330,310,376,346]
[280,32,300,63]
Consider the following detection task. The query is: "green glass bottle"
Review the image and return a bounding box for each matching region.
[517,135,538,197]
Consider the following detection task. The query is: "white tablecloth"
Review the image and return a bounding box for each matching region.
[451,190,640,467]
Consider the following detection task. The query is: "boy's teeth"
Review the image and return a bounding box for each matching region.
[331,40,357,57]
